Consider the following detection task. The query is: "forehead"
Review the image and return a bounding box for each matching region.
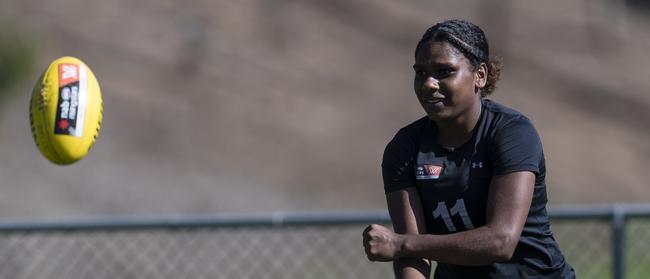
[415,41,468,66]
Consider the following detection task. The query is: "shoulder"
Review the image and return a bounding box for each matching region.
[382,118,429,193]
[482,100,545,175]
[482,98,528,122]
[388,116,430,146]
[482,99,536,132]
[382,116,429,165]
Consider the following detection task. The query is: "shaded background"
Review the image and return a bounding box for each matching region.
[0,0,648,219]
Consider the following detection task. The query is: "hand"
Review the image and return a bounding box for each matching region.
[362,224,405,262]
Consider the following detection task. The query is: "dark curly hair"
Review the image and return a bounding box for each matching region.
[415,19,502,96]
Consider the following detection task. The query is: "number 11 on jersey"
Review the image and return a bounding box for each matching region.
[432,199,475,232]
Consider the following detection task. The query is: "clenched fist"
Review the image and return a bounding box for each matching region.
[362,224,406,261]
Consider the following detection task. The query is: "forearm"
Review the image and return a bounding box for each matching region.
[385,189,432,278]
[398,225,517,266]
[394,258,430,279]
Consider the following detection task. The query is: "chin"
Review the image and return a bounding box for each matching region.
[425,109,452,122]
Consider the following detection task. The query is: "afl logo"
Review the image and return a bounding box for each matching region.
[416,164,443,180]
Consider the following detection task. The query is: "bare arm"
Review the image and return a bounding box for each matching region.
[364,171,534,266]
[388,188,431,278]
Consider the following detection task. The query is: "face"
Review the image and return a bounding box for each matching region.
[413,41,485,122]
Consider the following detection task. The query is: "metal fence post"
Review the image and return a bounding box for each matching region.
[612,205,625,279]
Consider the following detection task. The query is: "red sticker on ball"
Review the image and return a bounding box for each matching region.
[58,64,79,87]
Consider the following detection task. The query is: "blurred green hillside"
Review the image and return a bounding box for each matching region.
[0,28,34,99]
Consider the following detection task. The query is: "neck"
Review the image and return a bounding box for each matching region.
[436,99,482,149]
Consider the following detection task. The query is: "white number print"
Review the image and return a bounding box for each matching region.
[432,199,475,232]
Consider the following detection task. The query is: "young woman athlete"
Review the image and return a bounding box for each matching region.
[362,19,576,278]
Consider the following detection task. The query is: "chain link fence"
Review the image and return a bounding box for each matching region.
[0,205,648,279]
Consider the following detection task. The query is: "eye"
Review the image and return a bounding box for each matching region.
[413,66,427,77]
[435,68,455,78]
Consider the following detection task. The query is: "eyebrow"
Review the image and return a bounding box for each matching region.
[413,62,455,68]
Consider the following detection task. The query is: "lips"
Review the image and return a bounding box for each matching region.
[422,94,445,104]
[425,98,444,103]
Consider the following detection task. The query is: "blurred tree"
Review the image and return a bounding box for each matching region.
[0,28,35,100]
[627,0,650,12]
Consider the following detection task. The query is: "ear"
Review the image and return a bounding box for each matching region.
[474,62,488,90]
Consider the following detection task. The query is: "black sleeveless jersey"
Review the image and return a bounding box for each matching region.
[382,99,575,278]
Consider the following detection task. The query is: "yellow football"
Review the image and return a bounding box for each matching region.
[30,56,103,165]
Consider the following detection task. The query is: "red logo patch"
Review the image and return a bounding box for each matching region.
[58,64,79,87]
[424,165,443,177]
[416,164,443,179]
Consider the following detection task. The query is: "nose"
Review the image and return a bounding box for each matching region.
[423,76,440,92]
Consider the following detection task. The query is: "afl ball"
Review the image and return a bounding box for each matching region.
[29,56,103,165]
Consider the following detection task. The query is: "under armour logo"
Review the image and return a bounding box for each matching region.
[472,162,484,169]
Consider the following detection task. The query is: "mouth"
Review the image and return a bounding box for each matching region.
[422,96,445,105]
[424,98,444,104]
[420,94,447,112]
